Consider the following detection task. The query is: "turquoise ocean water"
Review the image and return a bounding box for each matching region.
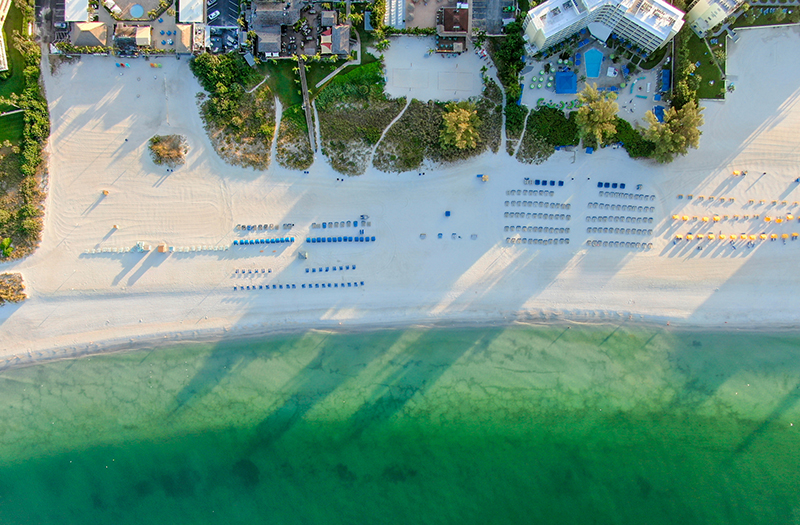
[0,325,799,524]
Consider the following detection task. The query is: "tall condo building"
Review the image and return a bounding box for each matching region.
[523,0,685,55]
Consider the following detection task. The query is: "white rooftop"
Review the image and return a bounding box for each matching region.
[64,0,89,22]
[179,0,203,23]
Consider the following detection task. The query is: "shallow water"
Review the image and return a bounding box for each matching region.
[0,325,799,524]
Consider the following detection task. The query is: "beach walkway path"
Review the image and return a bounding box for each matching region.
[368,97,412,166]
[297,58,316,151]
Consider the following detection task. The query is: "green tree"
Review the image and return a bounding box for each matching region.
[575,83,618,145]
[643,99,704,163]
[440,101,481,149]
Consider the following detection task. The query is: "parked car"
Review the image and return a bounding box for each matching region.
[207,0,216,6]
[208,9,220,21]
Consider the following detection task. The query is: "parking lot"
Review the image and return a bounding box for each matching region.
[209,26,239,53]
[281,10,318,56]
[207,0,239,27]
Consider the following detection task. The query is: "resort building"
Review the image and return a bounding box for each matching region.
[523,0,685,55]
[686,0,742,36]
[435,4,470,53]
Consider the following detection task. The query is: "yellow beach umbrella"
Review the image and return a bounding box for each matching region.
[672,214,679,220]
[782,233,789,239]
[740,234,748,240]
[777,218,784,224]
[749,234,757,241]
[771,234,778,240]
[686,234,694,240]
[707,233,715,240]
[702,217,709,222]
[787,215,794,220]
[793,233,799,238]
[712,216,720,222]
[682,216,689,221]
[765,216,772,222]
[760,234,767,240]
[675,234,683,240]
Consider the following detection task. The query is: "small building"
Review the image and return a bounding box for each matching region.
[255,25,281,56]
[320,10,337,27]
[114,23,151,54]
[174,23,193,53]
[65,0,89,22]
[71,21,108,47]
[435,5,469,54]
[178,0,204,23]
[686,0,743,37]
[320,24,350,56]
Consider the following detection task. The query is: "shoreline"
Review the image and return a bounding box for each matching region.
[3,309,800,372]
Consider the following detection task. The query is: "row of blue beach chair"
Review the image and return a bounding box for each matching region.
[233,282,365,291]
[306,265,355,272]
[307,236,375,243]
[233,238,295,246]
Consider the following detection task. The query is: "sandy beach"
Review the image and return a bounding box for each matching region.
[1,27,800,357]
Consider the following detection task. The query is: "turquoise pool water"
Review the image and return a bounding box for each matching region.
[585,48,604,78]
[0,325,799,524]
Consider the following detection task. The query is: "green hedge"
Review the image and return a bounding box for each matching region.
[526,106,579,147]
[613,118,655,158]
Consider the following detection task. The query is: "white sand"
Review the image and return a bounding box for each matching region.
[2,28,800,357]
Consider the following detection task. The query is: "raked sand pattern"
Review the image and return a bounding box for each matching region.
[2,29,800,356]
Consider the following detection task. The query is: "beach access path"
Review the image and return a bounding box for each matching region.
[2,29,800,356]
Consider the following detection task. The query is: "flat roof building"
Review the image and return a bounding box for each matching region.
[686,0,742,36]
[179,0,203,23]
[523,0,684,55]
[64,0,89,21]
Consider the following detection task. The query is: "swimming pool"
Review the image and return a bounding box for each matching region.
[585,48,603,78]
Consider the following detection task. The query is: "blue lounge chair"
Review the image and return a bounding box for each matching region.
[311,238,316,243]
[354,282,358,287]
[597,182,603,188]
[291,237,295,242]
[322,223,327,228]
[334,283,338,288]
[259,285,263,290]
[349,237,353,242]
[347,283,351,287]
[292,284,296,289]
[306,238,311,243]
[371,237,375,242]
[233,286,237,290]
[338,236,342,242]
[279,285,283,289]
[360,237,364,242]
[273,285,277,289]
[312,268,316,272]
[315,284,319,288]
[360,281,364,286]
[535,180,540,185]
[325,267,329,272]
[558,181,564,186]
[346,265,350,270]
[332,266,337,271]
[302,284,306,288]
[233,240,239,245]
[352,264,356,270]
[305,268,309,273]
[339,266,343,270]
[327,237,332,242]
[620,183,626,189]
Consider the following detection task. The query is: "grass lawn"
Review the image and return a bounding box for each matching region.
[257,60,303,107]
[640,44,668,70]
[683,32,725,100]
[732,6,799,28]
[0,1,27,144]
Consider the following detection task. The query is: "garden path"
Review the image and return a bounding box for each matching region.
[270,97,282,164]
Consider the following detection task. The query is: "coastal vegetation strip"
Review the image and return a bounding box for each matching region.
[276,104,313,171]
[315,61,406,175]
[190,53,275,170]
[148,134,188,167]
[0,0,50,261]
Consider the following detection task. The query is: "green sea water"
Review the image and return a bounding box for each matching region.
[0,325,799,524]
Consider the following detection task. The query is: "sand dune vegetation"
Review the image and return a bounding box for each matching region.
[148,134,188,167]
[0,273,25,306]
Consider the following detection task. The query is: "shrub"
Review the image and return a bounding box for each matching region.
[504,103,528,139]
[0,273,26,305]
[148,135,188,166]
[613,118,655,158]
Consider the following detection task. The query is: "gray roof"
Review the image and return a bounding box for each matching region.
[256,25,281,53]
[321,10,336,26]
[250,3,300,29]
[332,25,350,55]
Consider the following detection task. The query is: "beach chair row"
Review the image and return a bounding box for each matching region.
[679,194,800,207]
[586,216,654,224]
[234,268,272,275]
[671,214,797,223]
[236,224,282,231]
[508,212,569,220]
[596,181,628,190]
[599,191,655,201]
[233,238,295,246]
[506,213,571,223]
[587,227,653,235]
[509,188,558,196]
[588,203,655,213]
[506,226,570,234]
[586,240,653,249]
[506,201,571,209]
[676,233,798,241]
[307,236,376,243]
[313,220,365,229]
[522,178,564,187]
[172,246,228,252]
[305,265,355,273]
[86,247,131,254]
[233,282,365,291]
[506,237,570,245]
